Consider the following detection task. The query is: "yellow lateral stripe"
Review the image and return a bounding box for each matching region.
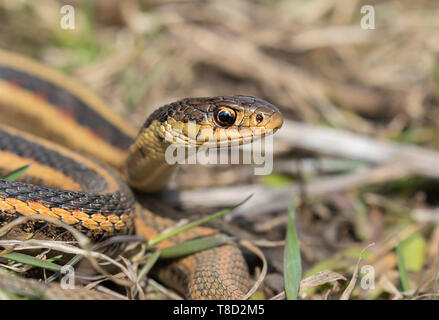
[0,49,138,139]
[0,197,133,233]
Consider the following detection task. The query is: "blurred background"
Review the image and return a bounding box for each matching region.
[1,0,439,299]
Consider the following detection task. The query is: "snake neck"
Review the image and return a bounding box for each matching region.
[123,120,177,193]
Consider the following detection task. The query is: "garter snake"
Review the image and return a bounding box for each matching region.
[0,50,283,299]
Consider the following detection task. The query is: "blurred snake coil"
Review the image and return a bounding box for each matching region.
[0,50,283,300]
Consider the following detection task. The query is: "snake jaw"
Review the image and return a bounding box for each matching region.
[164,123,273,149]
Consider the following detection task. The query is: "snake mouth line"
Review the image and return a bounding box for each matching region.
[164,125,278,149]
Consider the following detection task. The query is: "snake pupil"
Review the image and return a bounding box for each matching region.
[215,108,236,127]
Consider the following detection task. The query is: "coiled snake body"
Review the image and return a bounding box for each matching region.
[0,50,283,299]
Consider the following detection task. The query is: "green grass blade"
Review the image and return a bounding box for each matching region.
[2,165,30,181]
[284,200,302,300]
[148,194,252,246]
[137,249,161,283]
[2,252,62,272]
[397,240,411,292]
[160,236,233,259]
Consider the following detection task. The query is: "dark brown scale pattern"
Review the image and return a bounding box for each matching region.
[0,128,135,216]
[0,179,133,215]
[189,245,250,299]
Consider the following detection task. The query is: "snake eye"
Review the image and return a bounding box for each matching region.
[214,107,236,127]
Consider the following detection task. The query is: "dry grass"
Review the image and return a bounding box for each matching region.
[1,0,439,300]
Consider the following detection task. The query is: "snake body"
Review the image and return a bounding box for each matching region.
[0,50,283,299]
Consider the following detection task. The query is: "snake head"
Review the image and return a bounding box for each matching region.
[148,95,283,148]
[129,95,283,191]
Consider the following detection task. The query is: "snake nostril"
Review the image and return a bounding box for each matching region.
[256,114,264,123]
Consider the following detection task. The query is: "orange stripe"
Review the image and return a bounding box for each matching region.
[0,150,81,191]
